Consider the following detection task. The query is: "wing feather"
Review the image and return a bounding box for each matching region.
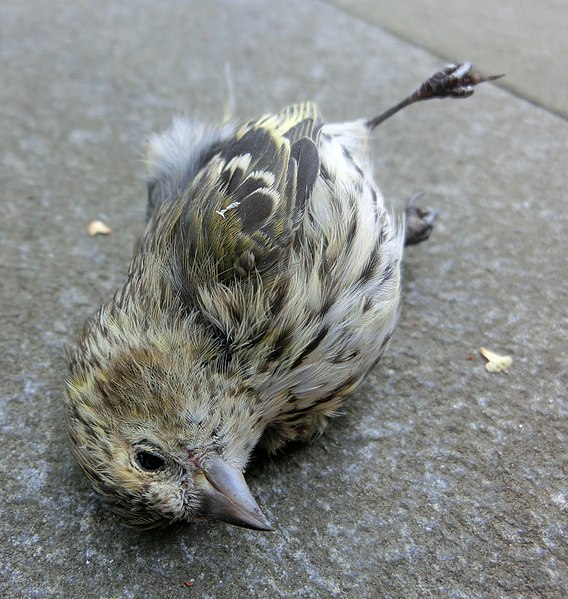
[167,103,323,282]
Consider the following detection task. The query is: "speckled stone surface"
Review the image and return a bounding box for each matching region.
[1,1,566,597]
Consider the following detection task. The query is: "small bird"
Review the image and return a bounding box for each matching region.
[66,63,502,530]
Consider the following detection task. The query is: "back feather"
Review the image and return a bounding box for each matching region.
[156,103,324,283]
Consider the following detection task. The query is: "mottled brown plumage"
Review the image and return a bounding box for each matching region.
[66,63,501,529]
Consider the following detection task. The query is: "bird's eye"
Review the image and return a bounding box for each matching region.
[135,450,166,471]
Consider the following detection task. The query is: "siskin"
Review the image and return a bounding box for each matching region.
[66,63,502,530]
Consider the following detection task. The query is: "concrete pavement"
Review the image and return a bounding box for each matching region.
[1,1,566,597]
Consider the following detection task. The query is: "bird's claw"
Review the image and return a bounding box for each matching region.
[405,192,437,246]
[417,62,505,101]
[366,62,504,130]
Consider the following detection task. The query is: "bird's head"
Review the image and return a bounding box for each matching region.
[65,311,271,531]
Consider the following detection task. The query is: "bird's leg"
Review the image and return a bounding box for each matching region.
[367,63,503,245]
[404,192,436,246]
[366,62,504,130]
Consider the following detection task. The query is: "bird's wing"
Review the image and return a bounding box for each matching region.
[174,102,323,281]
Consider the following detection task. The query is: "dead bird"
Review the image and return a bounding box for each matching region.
[66,63,502,530]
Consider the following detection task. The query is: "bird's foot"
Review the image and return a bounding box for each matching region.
[366,63,504,130]
[404,192,436,246]
[415,62,504,101]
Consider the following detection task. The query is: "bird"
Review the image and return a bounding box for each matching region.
[66,63,503,530]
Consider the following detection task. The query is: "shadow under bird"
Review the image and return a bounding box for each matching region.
[66,63,503,530]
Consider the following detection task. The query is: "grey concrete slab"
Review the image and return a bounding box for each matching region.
[1,0,566,597]
[327,0,568,119]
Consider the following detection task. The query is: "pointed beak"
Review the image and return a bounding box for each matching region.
[198,456,273,531]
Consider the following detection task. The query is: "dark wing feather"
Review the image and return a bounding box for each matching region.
[170,103,323,282]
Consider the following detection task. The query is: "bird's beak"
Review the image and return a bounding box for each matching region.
[198,455,273,531]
